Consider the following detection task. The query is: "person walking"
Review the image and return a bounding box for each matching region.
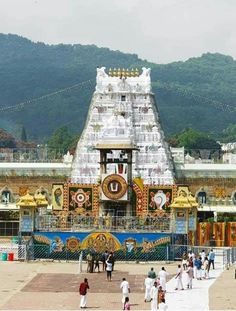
[86,252,92,273]
[203,256,209,279]
[109,251,115,271]
[200,250,206,263]
[102,250,109,271]
[186,265,194,289]
[194,256,202,280]
[148,267,157,279]
[94,253,100,272]
[175,264,184,290]
[157,286,165,305]
[150,281,158,311]
[106,257,113,281]
[208,249,215,271]
[144,275,153,302]
[79,278,89,309]
[158,267,169,292]
[120,278,130,306]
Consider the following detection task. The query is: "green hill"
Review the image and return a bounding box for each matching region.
[0,34,235,141]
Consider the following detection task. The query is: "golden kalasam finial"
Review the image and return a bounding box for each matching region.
[130,68,134,76]
[117,68,121,76]
[113,68,117,76]
[108,68,112,76]
[135,68,139,76]
[122,68,126,76]
[126,69,130,77]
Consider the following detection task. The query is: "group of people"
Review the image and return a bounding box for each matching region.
[120,268,168,311]
[86,250,115,276]
[178,248,216,290]
[144,267,168,311]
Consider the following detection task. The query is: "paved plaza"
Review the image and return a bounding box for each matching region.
[0,258,234,310]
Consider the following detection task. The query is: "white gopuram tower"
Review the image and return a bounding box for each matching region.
[70,67,175,217]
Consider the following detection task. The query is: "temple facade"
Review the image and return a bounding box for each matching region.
[69,67,175,217]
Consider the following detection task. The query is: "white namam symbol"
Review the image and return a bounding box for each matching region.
[109,181,119,192]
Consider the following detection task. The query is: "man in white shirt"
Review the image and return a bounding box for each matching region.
[144,276,153,302]
[158,267,169,292]
[175,264,184,290]
[120,277,130,304]
[150,281,158,311]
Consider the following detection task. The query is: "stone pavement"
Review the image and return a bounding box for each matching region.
[0,259,226,310]
[166,266,223,311]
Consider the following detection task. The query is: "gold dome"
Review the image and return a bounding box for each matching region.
[34,193,48,207]
[170,195,192,208]
[17,192,36,207]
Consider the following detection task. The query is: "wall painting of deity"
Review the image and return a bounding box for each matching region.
[52,184,64,210]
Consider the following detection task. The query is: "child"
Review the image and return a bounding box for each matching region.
[124,296,131,310]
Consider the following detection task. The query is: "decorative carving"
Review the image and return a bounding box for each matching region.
[101,174,127,200]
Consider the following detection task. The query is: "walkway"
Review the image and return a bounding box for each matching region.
[0,255,226,310]
[166,266,223,311]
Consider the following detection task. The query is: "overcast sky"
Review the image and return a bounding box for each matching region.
[0,0,235,63]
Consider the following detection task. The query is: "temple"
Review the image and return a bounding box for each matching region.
[70,67,174,217]
[0,66,236,258]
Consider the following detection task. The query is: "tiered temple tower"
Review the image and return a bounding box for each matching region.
[70,67,175,217]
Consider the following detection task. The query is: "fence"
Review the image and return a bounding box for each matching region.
[35,215,172,233]
[0,237,235,266]
[27,243,236,266]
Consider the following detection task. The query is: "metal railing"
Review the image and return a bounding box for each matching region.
[35,215,172,232]
[0,147,66,162]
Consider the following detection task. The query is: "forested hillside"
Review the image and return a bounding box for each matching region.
[0,34,235,142]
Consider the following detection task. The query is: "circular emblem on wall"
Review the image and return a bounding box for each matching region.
[66,237,80,252]
[102,174,127,200]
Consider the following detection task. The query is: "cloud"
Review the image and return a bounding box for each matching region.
[0,0,236,63]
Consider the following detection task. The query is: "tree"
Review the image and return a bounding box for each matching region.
[169,128,221,150]
[221,124,236,142]
[47,126,75,153]
[20,126,27,142]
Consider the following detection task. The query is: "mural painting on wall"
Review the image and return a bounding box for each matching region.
[33,232,171,257]
[34,235,81,253]
[141,236,171,253]
[68,185,93,215]
[226,222,236,247]
[197,222,211,246]
[147,186,173,214]
[52,184,64,210]
[81,232,121,253]
[66,237,81,252]
[50,236,64,252]
[124,238,137,253]
[213,222,225,247]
